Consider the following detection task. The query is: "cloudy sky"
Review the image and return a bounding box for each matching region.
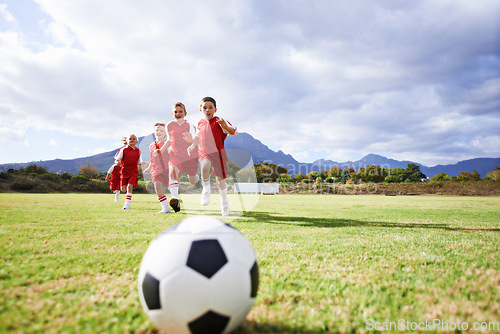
[1,0,499,167]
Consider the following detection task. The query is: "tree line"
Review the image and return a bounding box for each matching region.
[250,161,500,184]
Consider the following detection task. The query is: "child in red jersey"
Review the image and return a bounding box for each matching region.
[143,122,171,213]
[158,102,199,212]
[104,162,121,202]
[114,134,144,210]
[187,97,237,216]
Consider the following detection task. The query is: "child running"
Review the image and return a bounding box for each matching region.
[143,122,171,213]
[187,96,237,216]
[114,134,144,210]
[159,102,199,212]
[104,162,121,202]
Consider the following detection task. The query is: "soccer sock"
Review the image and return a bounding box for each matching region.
[219,185,228,202]
[125,193,132,206]
[158,195,168,209]
[202,177,210,190]
[168,180,179,199]
[114,190,120,201]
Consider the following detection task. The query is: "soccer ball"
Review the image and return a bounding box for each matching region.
[138,216,259,334]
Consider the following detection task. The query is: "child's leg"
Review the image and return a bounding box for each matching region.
[217,176,229,216]
[154,181,170,213]
[188,174,199,186]
[167,166,181,212]
[114,190,120,202]
[199,158,212,206]
[168,166,180,200]
[123,184,134,210]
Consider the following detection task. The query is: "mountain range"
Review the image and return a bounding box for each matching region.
[1,132,498,178]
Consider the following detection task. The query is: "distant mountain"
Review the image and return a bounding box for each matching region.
[225,132,300,167]
[1,132,498,178]
[421,158,500,179]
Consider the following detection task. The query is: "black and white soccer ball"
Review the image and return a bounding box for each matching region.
[138,216,259,334]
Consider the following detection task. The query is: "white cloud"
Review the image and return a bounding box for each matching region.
[0,0,498,166]
[0,126,26,144]
[0,4,16,24]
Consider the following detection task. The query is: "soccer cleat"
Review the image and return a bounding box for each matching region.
[221,200,229,216]
[158,207,171,214]
[201,187,211,206]
[122,204,130,210]
[169,198,181,212]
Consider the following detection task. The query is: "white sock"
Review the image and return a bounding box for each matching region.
[125,193,132,206]
[169,180,179,199]
[114,190,120,201]
[158,195,168,209]
[219,185,228,202]
[202,177,210,190]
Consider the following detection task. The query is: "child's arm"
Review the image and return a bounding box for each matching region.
[157,140,171,156]
[183,124,196,143]
[105,165,114,182]
[217,118,236,135]
[187,136,200,156]
[141,162,151,173]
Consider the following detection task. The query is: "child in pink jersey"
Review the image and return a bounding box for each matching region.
[158,102,199,212]
[143,122,171,213]
[188,97,237,216]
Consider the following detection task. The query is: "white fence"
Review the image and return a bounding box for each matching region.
[234,183,279,194]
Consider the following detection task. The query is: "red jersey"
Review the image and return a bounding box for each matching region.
[149,139,169,174]
[107,164,121,191]
[196,116,235,157]
[167,120,197,158]
[115,145,142,177]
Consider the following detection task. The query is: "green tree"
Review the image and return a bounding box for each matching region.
[430,173,452,181]
[293,172,307,182]
[485,167,500,182]
[455,170,480,182]
[406,163,426,182]
[19,164,48,175]
[79,162,99,179]
[329,166,342,178]
[340,168,354,184]
[360,165,387,183]
[385,167,408,183]
[226,161,242,177]
[254,162,287,182]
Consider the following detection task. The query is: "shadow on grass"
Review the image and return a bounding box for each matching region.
[236,320,321,334]
[241,211,500,232]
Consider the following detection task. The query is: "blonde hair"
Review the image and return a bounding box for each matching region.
[122,134,137,145]
[172,102,187,115]
[154,122,166,128]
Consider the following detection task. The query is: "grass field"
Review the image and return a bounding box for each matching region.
[1,193,499,333]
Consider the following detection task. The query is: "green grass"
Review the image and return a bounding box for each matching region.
[1,193,499,333]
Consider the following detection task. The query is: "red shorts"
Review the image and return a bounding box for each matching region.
[200,152,227,179]
[151,172,169,185]
[121,174,139,187]
[169,153,199,178]
[109,181,121,192]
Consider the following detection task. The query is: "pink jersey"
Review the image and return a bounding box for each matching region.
[167,120,197,159]
[196,116,235,158]
[115,145,142,178]
[149,139,169,174]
